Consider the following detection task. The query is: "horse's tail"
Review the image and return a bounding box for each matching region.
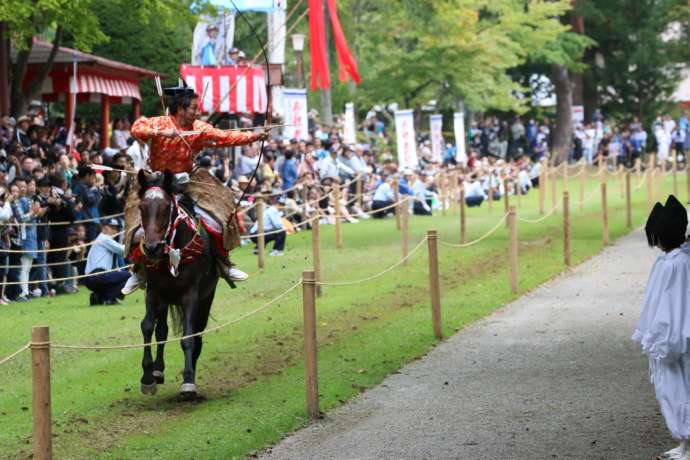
[169,304,185,335]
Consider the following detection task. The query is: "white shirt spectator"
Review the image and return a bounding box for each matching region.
[126,140,149,171]
[317,156,339,180]
[373,181,395,202]
[464,180,486,199]
[85,233,125,274]
[250,205,284,233]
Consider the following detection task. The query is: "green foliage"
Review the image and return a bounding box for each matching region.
[0,0,106,50]
[318,0,585,115]
[577,0,690,123]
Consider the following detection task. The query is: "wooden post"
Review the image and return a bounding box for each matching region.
[579,160,585,211]
[402,197,409,265]
[31,326,52,460]
[635,158,641,186]
[563,161,569,192]
[508,206,518,294]
[257,198,265,271]
[601,182,609,245]
[563,192,570,267]
[619,164,625,198]
[687,165,690,204]
[301,271,319,420]
[427,230,442,339]
[539,164,546,215]
[625,172,632,228]
[393,177,401,229]
[311,212,322,297]
[459,186,466,244]
[334,183,342,249]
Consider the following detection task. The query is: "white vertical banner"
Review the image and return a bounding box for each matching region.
[453,112,467,164]
[343,102,356,144]
[430,114,443,163]
[267,0,286,64]
[394,109,418,169]
[283,88,309,140]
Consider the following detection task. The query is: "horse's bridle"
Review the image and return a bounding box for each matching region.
[140,186,177,259]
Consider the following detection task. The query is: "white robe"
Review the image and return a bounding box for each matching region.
[633,243,690,439]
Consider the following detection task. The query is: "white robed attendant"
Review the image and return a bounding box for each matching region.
[633,196,690,459]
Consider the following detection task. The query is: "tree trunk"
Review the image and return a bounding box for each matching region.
[10,26,63,116]
[551,64,573,166]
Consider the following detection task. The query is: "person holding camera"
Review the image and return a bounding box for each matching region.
[0,185,12,304]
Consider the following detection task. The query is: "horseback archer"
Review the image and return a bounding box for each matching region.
[121,79,269,294]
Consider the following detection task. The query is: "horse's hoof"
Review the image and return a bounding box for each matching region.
[179,383,197,400]
[141,382,157,395]
[153,370,164,384]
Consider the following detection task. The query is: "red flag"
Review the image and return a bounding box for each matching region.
[326,0,361,85]
[308,0,330,90]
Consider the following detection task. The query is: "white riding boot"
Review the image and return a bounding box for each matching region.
[122,272,145,295]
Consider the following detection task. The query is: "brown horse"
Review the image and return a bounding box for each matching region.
[136,170,218,399]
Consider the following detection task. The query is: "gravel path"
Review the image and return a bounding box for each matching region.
[261,229,673,460]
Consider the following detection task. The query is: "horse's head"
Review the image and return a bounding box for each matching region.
[138,169,175,259]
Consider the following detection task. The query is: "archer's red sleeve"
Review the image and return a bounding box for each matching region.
[193,121,260,148]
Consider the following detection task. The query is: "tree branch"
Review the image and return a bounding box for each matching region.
[25,25,63,100]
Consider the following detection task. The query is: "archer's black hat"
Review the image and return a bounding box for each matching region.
[164,78,196,98]
[645,202,664,247]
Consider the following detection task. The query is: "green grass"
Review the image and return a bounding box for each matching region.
[0,170,679,459]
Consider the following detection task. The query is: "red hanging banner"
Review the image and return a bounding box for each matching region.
[308,0,330,91]
[326,0,361,85]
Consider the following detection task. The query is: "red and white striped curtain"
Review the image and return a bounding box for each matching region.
[179,64,268,114]
[71,74,141,100]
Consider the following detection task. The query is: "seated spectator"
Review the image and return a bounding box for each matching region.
[464,175,486,207]
[83,218,128,305]
[411,172,432,216]
[371,175,395,218]
[249,194,286,256]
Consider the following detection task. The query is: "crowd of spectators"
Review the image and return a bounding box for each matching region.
[2,102,686,306]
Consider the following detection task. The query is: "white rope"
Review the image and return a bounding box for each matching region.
[439,213,508,248]
[518,205,558,224]
[0,343,30,366]
[50,279,302,350]
[5,211,125,227]
[0,230,125,253]
[316,236,428,286]
[1,264,133,286]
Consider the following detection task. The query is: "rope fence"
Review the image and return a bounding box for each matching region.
[439,213,509,248]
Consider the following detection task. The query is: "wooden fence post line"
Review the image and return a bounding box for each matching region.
[687,165,690,204]
[508,206,518,294]
[334,183,343,249]
[402,197,409,265]
[302,271,319,420]
[579,160,585,211]
[257,198,265,271]
[625,172,632,228]
[635,158,641,186]
[31,326,52,460]
[619,165,625,198]
[601,182,609,245]
[427,230,442,340]
[393,177,402,229]
[563,192,570,267]
[459,186,466,244]
[311,212,322,297]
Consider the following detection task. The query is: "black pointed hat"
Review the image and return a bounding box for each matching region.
[645,202,664,247]
[163,78,196,98]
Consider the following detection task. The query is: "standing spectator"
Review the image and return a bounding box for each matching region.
[72,166,101,241]
[0,185,12,304]
[110,118,131,151]
[279,149,298,190]
[44,175,77,294]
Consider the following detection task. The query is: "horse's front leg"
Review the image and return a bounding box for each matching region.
[179,294,199,399]
[140,290,160,395]
[152,305,169,384]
